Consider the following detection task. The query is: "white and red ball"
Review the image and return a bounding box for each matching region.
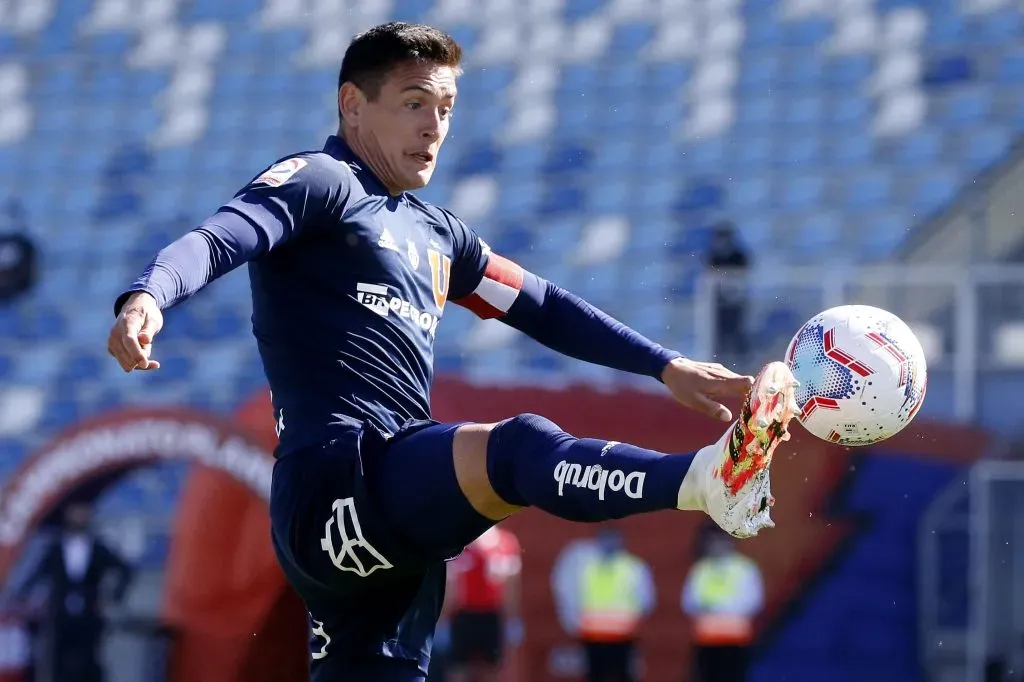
[784,305,928,447]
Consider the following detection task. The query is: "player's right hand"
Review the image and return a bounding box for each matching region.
[108,292,163,372]
[661,356,754,422]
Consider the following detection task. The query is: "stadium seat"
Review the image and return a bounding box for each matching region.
[538,184,585,216]
[147,353,193,384]
[784,95,825,127]
[911,168,961,214]
[456,142,502,175]
[674,180,725,213]
[962,127,1011,171]
[972,8,1022,46]
[187,0,261,21]
[731,177,772,210]
[922,54,974,86]
[0,352,12,382]
[845,171,894,209]
[585,179,630,213]
[857,212,913,260]
[11,343,66,386]
[37,398,79,431]
[831,95,872,128]
[925,12,965,48]
[791,212,841,260]
[999,48,1024,84]
[542,142,593,175]
[736,96,778,130]
[940,88,992,126]
[776,134,822,167]
[733,136,773,170]
[825,56,873,90]
[495,178,542,217]
[13,305,65,341]
[686,138,728,172]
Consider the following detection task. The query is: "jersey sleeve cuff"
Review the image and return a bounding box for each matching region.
[113,287,164,317]
[653,348,684,382]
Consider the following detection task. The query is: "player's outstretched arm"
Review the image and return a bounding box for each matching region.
[443,214,751,420]
[107,153,348,373]
[497,275,751,421]
[107,219,267,372]
[504,281,753,420]
[431,208,753,420]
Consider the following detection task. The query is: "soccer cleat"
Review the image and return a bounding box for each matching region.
[677,361,801,538]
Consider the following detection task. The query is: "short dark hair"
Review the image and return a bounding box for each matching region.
[338,22,462,105]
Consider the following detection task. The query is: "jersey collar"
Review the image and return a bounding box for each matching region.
[323,135,395,198]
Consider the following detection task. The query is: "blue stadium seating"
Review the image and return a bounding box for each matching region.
[0,5,1007,680]
[0,0,1020,540]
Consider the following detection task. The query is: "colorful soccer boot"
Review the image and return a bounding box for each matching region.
[677,361,801,538]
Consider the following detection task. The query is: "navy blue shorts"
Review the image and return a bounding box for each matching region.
[269,418,495,680]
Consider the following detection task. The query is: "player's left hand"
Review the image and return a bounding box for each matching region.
[661,357,753,422]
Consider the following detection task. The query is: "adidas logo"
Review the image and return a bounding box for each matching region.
[378,229,399,252]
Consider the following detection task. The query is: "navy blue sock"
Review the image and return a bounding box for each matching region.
[485,413,695,522]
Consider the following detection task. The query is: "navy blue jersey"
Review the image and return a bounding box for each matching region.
[119,136,680,457]
[233,138,489,452]
[137,137,489,453]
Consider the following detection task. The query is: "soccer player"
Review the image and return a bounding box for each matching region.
[106,22,799,682]
[444,526,522,682]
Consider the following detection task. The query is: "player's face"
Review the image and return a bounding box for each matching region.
[351,62,457,194]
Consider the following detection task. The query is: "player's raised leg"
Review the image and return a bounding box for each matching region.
[368,361,800,549]
[469,361,800,538]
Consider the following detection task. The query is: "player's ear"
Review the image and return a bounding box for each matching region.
[339,82,366,127]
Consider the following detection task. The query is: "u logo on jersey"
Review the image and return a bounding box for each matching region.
[428,249,451,311]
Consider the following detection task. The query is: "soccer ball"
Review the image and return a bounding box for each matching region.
[784,305,928,447]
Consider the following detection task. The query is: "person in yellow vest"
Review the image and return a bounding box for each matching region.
[567,529,655,682]
[682,531,764,682]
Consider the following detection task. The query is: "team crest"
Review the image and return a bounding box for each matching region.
[427,249,451,311]
[407,240,420,270]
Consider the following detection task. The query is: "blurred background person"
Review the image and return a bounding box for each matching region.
[445,526,523,682]
[552,529,654,682]
[0,198,36,304]
[682,529,764,682]
[703,220,750,368]
[17,501,134,682]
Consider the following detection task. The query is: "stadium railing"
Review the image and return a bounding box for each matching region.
[920,460,1024,682]
[693,264,1024,424]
